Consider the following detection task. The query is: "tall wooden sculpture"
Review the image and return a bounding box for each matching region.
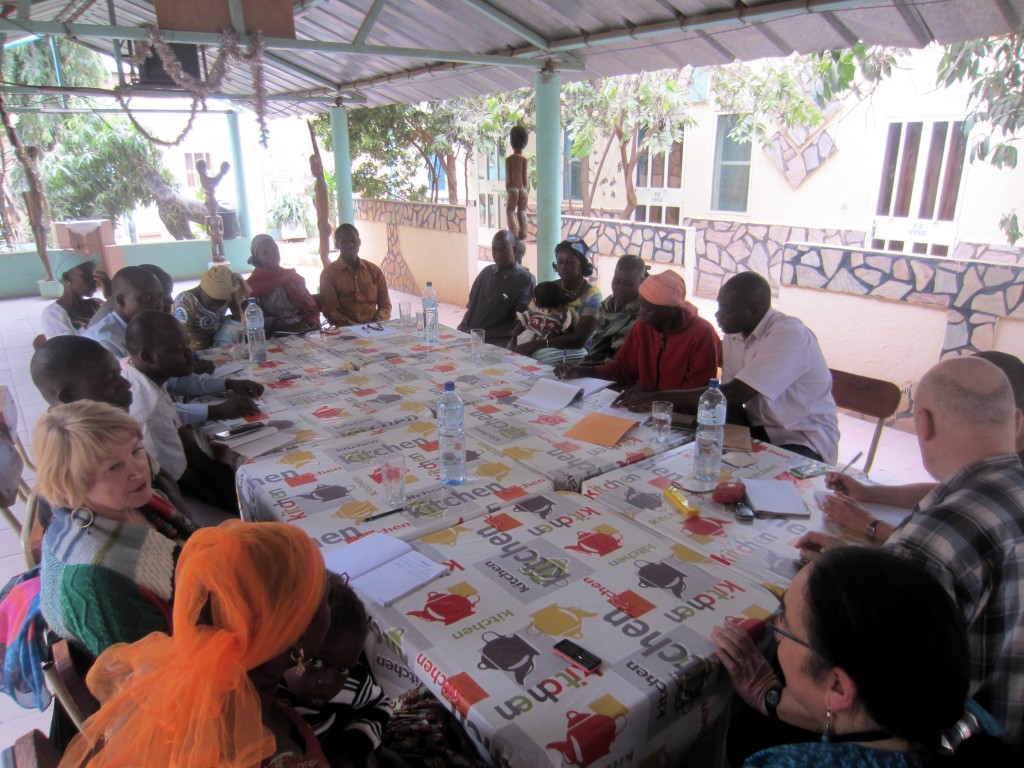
[196,159,230,262]
[308,121,332,270]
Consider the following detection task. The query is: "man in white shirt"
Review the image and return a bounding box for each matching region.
[123,311,241,513]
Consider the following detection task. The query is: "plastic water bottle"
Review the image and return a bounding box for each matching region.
[422,281,439,343]
[694,378,726,481]
[244,298,267,365]
[437,381,466,485]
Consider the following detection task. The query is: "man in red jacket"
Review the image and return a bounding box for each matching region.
[556,269,718,391]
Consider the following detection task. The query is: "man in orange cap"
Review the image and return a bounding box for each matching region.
[556,269,718,391]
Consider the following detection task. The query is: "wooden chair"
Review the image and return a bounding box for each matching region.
[0,730,60,768]
[21,493,46,569]
[42,638,100,731]
[829,368,902,474]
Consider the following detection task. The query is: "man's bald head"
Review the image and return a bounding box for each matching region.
[716,272,772,336]
[915,357,1019,478]
[125,310,179,356]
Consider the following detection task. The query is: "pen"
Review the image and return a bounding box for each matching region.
[362,506,406,523]
[835,451,863,475]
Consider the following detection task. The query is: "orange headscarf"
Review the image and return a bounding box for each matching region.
[59,520,327,768]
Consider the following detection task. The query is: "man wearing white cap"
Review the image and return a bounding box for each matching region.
[40,250,111,338]
[556,269,718,391]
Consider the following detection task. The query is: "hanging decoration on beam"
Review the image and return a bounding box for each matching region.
[117,24,270,147]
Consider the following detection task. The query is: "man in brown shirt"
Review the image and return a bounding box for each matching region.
[319,223,392,326]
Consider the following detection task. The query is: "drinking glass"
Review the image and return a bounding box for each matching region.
[470,328,486,358]
[229,326,247,362]
[380,455,407,506]
[399,301,413,327]
[415,310,425,334]
[651,400,673,443]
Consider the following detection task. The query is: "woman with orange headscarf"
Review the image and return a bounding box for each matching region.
[59,520,331,768]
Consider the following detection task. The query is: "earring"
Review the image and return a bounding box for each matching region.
[822,708,834,743]
[290,646,307,676]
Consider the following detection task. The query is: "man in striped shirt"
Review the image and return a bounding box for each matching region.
[320,223,392,326]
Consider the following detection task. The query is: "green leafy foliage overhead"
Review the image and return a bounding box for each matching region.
[43,117,169,221]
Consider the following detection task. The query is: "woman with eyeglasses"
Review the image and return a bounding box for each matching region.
[508,237,602,365]
[711,547,1014,767]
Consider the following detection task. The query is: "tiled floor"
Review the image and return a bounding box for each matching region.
[0,249,932,750]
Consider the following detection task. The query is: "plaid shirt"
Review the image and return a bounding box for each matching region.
[884,454,1024,748]
[319,258,392,326]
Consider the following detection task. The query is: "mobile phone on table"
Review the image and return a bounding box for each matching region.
[213,422,264,440]
[553,639,602,671]
[789,462,829,479]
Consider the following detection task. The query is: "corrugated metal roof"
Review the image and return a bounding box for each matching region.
[3,0,1023,115]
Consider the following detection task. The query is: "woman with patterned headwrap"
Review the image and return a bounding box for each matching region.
[246,234,320,334]
[59,520,331,768]
[173,264,251,349]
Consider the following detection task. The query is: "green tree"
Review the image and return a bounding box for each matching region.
[563,72,693,219]
[938,25,1024,244]
[43,116,170,221]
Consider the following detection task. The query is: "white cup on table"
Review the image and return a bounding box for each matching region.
[398,301,413,327]
[651,400,673,443]
[380,455,407,506]
[470,328,486,358]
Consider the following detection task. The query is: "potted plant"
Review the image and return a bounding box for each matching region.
[267,191,311,241]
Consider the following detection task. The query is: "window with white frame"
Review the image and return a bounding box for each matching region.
[711,115,751,213]
[184,152,211,189]
[634,128,684,225]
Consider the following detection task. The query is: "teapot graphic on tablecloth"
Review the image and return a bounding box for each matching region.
[623,487,662,511]
[297,484,356,503]
[565,530,623,556]
[635,561,688,598]
[546,710,627,768]
[477,632,540,684]
[407,591,481,626]
[514,496,556,519]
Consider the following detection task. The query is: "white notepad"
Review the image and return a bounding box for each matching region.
[323,534,447,606]
[744,479,809,518]
[518,377,610,411]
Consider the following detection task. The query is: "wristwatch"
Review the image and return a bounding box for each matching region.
[865,518,881,540]
[764,685,784,721]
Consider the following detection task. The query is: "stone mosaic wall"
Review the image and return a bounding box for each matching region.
[563,215,686,265]
[354,199,469,295]
[690,219,865,298]
[783,243,1024,359]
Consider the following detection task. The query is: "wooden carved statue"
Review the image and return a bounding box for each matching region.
[505,125,530,243]
[308,121,332,270]
[0,95,53,279]
[196,159,230,262]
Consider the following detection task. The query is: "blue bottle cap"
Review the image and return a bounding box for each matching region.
[444,381,454,391]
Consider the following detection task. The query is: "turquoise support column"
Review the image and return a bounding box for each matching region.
[535,67,562,283]
[331,106,355,225]
[227,111,250,238]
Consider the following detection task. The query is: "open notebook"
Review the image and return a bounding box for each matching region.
[323,534,447,606]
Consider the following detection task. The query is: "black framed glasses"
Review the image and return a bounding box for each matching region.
[768,614,816,653]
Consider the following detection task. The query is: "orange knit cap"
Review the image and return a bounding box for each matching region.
[639,270,689,308]
[59,520,327,768]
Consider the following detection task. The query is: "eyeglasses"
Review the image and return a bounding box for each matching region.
[768,614,816,653]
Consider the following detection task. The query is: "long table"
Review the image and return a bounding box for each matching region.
[206,324,856,767]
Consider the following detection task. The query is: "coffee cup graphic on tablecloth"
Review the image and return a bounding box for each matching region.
[528,604,597,639]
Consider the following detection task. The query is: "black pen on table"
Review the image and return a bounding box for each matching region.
[363,505,406,523]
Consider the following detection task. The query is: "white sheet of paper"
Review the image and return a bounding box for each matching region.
[518,378,586,411]
[538,373,613,399]
[347,324,401,338]
[213,363,245,378]
[744,479,809,517]
[813,491,912,528]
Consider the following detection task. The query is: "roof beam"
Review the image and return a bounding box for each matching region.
[353,0,388,46]
[0,19,580,70]
[0,83,350,104]
[456,0,550,50]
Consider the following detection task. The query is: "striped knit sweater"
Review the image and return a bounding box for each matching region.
[40,506,185,658]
